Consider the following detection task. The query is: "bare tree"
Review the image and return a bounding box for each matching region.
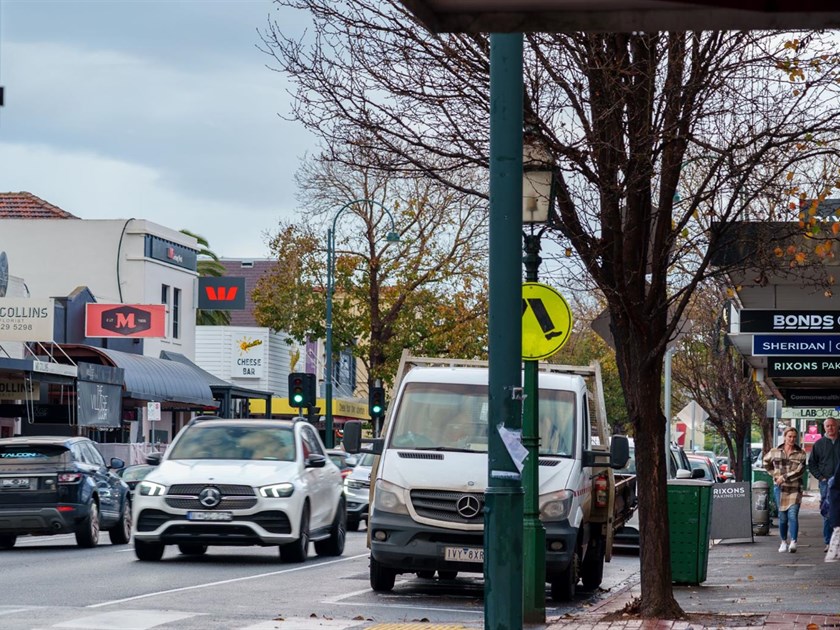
[672,283,766,481]
[261,5,840,616]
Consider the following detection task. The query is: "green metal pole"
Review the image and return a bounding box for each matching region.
[485,32,524,630]
[522,233,546,623]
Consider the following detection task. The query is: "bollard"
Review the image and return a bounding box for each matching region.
[752,480,770,536]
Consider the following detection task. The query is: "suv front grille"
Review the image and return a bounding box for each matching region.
[410,489,484,525]
[168,484,255,495]
[165,497,258,510]
[163,484,258,510]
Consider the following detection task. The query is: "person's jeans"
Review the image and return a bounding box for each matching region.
[775,486,801,542]
[820,479,832,544]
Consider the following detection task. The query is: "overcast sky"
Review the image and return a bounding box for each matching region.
[0,0,314,258]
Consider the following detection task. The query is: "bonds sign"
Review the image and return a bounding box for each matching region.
[521,282,572,361]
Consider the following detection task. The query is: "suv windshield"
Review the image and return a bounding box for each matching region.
[168,425,296,461]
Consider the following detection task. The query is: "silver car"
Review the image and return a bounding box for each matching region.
[343,450,375,531]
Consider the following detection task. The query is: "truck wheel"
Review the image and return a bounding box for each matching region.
[0,534,16,550]
[370,557,397,592]
[580,535,605,590]
[550,549,578,602]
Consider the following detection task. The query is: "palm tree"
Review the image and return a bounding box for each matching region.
[181,229,230,326]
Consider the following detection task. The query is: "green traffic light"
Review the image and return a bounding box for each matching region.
[372,404,382,414]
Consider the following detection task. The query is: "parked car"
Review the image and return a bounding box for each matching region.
[131,417,346,562]
[687,454,725,483]
[343,450,375,531]
[0,436,131,549]
[327,449,357,480]
[116,464,156,493]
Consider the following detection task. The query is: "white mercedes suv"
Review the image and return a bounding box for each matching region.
[131,417,346,562]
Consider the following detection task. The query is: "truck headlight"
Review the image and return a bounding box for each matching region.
[138,481,166,497]
[259,482,294,498]
[373,479,409,515]
[540,489,574,522]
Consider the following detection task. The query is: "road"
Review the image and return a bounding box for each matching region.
[0,529,640,629]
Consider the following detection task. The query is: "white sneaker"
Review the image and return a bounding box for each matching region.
[778,541,788,552]
[826,529,840,562]
[788,541,797,553]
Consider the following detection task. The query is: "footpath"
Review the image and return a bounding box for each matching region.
[545,492,840,629]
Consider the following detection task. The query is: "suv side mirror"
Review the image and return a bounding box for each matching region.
[306,453,327,468]
[109,457,126,470]
[145,452,163,466]
[691,468,705,479]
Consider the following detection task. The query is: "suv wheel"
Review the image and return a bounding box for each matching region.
[0,534,16,550]
[178,543,208,556]
[135,540,165,561]
[75,502,100,548]
[280,503,310,563]
[108,500,132,545]
[314,497,346,557]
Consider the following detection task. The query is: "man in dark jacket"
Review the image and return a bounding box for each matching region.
[808,417,840,550]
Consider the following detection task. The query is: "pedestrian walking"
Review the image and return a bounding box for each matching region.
[808,417,840,551]
[763,427,806,553]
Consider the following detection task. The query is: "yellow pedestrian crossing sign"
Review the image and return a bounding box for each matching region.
[522,282,572,360]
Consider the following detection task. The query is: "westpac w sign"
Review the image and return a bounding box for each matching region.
[198,277,246,310]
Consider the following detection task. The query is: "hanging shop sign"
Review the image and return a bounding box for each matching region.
[0,379,37,401]
[198,276,246,310]
[740,310,840,333]
[752,334,840,356]
[767,356,840,377]
[85,304,166,338]
[231,333,266,379]
[0,298,54,342]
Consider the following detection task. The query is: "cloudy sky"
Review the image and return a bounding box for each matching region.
[0,0,315,258]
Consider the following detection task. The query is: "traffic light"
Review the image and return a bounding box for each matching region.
[288,372,316,408]
[369,386,386,418]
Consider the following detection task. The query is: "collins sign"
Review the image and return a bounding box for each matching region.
[198,277,246,310]
[85,304,166,338]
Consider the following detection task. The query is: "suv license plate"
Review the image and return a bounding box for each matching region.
[1,477,31,489]
[444,546,484,563]
[186,511,233,522]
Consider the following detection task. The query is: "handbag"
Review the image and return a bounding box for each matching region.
[825,527,840,563]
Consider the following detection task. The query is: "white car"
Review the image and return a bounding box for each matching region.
[131,418,346,562]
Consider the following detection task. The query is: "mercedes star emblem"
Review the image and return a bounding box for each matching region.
[456,494,481,519]
[198,486,222,508]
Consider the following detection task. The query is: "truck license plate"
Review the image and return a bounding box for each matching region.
[1,477,30,489]
[444,546,484,563]
[186,511,233,522]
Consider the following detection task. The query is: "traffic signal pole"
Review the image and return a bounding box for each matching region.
[485,32,524,630]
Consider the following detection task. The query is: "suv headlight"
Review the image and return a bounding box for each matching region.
[259,482,294,498]
[138,481,166,497]
[539,489,574,522]
[373,479,409,515]
[344,478,365,491]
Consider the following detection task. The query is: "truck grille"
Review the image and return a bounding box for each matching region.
[410,489,484,525]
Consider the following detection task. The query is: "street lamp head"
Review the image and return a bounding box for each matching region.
[523,134,555,225]
[386,230,400,243]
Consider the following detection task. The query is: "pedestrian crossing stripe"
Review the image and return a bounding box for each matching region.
[522,282,572,360]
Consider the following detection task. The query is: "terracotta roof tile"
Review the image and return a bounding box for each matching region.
[0,192,81,219]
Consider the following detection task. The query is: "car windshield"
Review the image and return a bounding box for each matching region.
[168,425,296,461]
[357,452,376,467]
[121,465,155,482]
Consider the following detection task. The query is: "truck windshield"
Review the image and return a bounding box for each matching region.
[388,382,576,456]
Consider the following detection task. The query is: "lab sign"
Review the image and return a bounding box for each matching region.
[231,334,266,379]
[781,407,840,419]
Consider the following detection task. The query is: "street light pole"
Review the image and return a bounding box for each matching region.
[325,199,399,449]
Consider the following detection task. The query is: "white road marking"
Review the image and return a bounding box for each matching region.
[241,618,358,629]
[0,607,35,616]
[323,581,482,616]
[87,553,369,609]
[52,609,197,629]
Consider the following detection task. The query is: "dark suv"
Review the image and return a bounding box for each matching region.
[0,436,131,549]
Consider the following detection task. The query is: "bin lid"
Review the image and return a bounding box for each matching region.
[667,479,714,486]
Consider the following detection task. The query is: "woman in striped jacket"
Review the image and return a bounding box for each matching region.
[763,427,806,553]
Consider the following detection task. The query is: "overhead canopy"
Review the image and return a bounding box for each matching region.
[51,345,218,409]
[399,1,840,33]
